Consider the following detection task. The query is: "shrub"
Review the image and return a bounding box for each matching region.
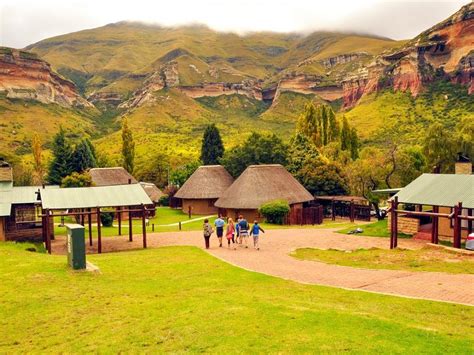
[259,199,290,225]
[100,211,114,227]
[159,194,170,207]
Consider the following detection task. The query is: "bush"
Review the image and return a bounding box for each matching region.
[259,199,290,225]
[100,211,114,227]
[159,194,170,207]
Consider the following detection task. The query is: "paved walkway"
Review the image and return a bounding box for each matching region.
[51,228,474,306]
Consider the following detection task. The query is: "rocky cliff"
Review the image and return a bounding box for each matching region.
[341,2,474,107]
[0,47,93,108]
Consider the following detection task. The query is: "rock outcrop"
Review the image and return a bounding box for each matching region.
[341,2,473,107]
[0,47,93,108]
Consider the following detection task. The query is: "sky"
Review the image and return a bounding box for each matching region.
[0,0,468,48]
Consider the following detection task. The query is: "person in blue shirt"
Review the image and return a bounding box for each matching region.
[214,214,226,247]
[249,220,265,250]
[238,215,250,248]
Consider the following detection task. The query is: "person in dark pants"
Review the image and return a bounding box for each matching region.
[214,214,225,247]
[203,219,213,249]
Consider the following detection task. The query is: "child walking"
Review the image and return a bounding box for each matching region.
[250,220,265,250]
[203,219,213,249]
[226,218,236,249]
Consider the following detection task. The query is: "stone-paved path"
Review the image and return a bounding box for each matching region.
[51,228,474,306]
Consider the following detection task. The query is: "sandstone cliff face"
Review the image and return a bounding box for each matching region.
[0,47,93,108]
[341,2,473,108]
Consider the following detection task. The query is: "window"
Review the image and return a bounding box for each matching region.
[14,205,39,223]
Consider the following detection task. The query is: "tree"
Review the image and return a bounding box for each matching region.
[286,133,320,175]
[47,127,73,184]
[71,139,96,173]
[200,124,224,165]
[423,122,455,172]
[297,103,320,146]
[170,160,201,187]
[220,132,288,177]
[134,152,170,188]
[456,117,474,159]
[61,172,93,187]
[31,133,44,185]
[298,157,349,196]
[327,107,340,142]
[350,127,359,160]
[121,118,135,174]
[340,116,351,151]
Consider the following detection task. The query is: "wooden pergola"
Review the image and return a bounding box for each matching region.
[389,174,474,249]
[39,184,154,254]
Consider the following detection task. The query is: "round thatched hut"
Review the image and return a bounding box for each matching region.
[215,164,314,221]
[174,165,234,215]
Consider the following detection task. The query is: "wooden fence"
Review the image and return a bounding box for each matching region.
[285,205,323,225]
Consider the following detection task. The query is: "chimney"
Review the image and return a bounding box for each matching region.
[455,153,472,175]
[0,158,13,183]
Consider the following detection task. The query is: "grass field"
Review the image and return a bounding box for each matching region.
[0,242,473,353]
[337,219,412,238]
[292,247,474,274]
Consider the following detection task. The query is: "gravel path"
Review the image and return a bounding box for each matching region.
[51,228,474,305]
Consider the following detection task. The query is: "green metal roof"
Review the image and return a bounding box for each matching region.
[393,174,474,208]
[40,184,152,209]
[372,188,402,194]
[0,203,11,217]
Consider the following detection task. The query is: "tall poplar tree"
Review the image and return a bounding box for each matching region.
[31,133,44,185]
[200,124,224,165]
[121,118,135,174]
[340,116,351,151]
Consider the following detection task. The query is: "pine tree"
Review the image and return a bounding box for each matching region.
[340,116,351,151]
[200,124,224,165]
[47,127,73,184]
[71,139,97,172]
[31,133,44,185]
[350,127,359,160]
[121,118,135,174]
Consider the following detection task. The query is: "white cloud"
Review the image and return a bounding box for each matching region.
[0,0,468,48]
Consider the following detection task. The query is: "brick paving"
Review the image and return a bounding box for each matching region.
[51,228,474,306]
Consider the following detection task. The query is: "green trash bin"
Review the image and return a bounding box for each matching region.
[66,224,86,270]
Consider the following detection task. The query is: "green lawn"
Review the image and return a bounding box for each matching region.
[0,243,473,353]
[337,219,412,238]
[292,247,474,274]
[53,207,359,237]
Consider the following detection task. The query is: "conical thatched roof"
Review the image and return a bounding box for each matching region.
[140,182,165,203]
[89,167,137,186]
[174,165,234,199]
[215,164,313,209]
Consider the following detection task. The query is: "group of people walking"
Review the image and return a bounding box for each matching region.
[203,214,265,250]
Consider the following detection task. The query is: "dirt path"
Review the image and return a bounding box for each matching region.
[51,228,474,306]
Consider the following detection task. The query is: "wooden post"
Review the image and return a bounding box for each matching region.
[88,208,93,246]
[45,209,51,254]
[468,209,473,234]
[453,202,462,249]
[431,205,439,244]
[179,221,182,231]
[128,209,133,242]
[350,200,355,223]
[152,224,155,232]
[393,197,398,248]
[80,208,85,226]
[390,197,398,249]
[97,207,102,254]
[188,205,192,219]
[117,206,122,236]
[331,198,335,221]
[142,204,147,249]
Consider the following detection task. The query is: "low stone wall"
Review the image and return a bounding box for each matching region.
[387,214,420,235]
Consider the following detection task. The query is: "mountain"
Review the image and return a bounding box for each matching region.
[0,3,472,169]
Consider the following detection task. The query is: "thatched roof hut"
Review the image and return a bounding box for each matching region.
[174,165,234,199]
[215,164,313,209]
[89,167,137,186]
[140,182,165,203]
[174,165,234,215]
